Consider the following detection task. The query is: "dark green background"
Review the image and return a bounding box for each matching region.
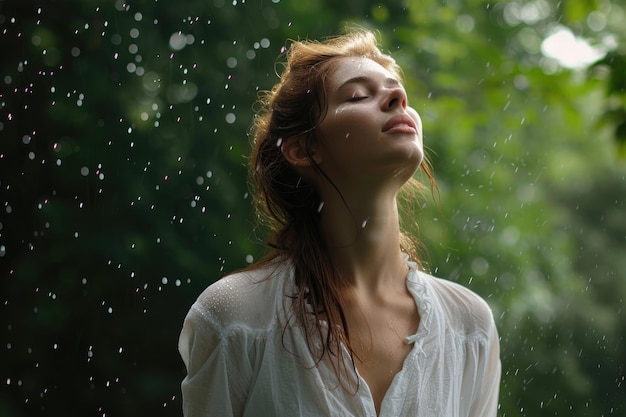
[1,0,625,415]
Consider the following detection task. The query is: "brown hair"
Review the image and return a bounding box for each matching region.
[248,30,435,387]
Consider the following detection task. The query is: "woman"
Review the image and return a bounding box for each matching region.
[179,30,501,417]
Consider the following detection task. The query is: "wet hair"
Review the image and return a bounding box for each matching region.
[248,29,436,389]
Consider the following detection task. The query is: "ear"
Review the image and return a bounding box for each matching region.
[280,136,322,167]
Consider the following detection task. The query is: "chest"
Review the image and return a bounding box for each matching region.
[346,302,420,414]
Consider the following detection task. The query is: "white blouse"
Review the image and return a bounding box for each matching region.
[179,259,501,417]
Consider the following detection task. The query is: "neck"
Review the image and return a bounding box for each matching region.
[318,186,408,294]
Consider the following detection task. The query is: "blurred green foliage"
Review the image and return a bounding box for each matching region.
[0,0,624,416]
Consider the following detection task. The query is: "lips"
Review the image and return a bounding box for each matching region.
[382,114,417,134]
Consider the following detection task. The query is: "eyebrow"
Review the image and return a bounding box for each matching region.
[337,75,401,91]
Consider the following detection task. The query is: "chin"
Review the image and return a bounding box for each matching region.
[408,146,425,167]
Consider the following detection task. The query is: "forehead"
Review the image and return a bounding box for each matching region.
[327,57,399,89]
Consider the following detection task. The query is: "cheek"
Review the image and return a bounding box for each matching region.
[319,110,350,142]
[320,110,364,141]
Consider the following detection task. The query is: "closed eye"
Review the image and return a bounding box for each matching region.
[347,96,368,102]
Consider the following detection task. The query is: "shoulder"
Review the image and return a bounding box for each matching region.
[415,271,496,338]
[187,259,293,331]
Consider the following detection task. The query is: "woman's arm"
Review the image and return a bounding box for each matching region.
[178,306,250,417]
[469,319,501,417]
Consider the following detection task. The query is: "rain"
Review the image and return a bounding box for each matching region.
[1,0,625,416]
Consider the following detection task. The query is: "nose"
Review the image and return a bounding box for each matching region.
[381,86,407,111]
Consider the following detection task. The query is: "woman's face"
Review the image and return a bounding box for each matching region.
[314,57,424,187]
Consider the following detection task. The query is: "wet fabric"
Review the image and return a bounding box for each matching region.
[179,259,501,417]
